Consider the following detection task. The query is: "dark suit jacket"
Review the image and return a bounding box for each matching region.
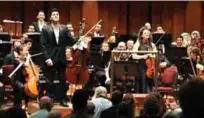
[32,21,47,32]
[40,24,74,66]
[4,51,16,65]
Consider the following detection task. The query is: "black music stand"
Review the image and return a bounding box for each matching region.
[27,32,45,66]
[0,32,11,57]
[90,36,105,52]
[165,46,188,63]
[152,33,172,47]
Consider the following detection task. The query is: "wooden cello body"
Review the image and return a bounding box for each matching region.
[24,58,40,98]
[65,45,90,85]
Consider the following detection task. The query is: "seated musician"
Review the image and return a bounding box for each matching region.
[23,38,32,51]
[67,23,75,38]
[93,24,104,37]
[126,39,134,60]
[4,40,22,65]
[181,32,191,47]
[94,42,111,86]
[132,26,157,93]
[27,24,35,33]
[189,47,204,76]
[113,41,128,61]
[12,45,30,109]
[154,25,165,34]
[171,36,186,47]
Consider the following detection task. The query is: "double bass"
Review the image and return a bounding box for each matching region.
[65,20,103,85]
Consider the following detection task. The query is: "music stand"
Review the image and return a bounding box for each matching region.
[165,46,188,64]
[0,32,11,57]
[27,32,45,66]
[152,33,172,47]
[90,36,105,52]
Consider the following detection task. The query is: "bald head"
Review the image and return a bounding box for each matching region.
[39,96,53,111]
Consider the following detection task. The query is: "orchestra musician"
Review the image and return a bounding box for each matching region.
[94,42,111,86]
[32,10,47,32]
[189,47,204,77]
[93,24,104,37]
[40,8,74,107]
[126,39,135,60]
[66,23,75,38]
[27,25,35,33]
[171,36,186,47]
[154,25,165,34]
[181,32,191,47]
[144,22,151,31]
[113,41,128,61]
[4,40,22,65]
[132,26,157,93]
[12,45,30,109]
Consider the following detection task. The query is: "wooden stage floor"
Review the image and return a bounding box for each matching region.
[1,94,149,117]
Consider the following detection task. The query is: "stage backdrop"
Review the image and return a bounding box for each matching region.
[0,1,203,40]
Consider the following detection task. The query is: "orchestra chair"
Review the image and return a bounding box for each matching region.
[2,65,14,102]
[154,66,178,101]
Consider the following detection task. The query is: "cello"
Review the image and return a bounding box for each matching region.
[65,20,103,86]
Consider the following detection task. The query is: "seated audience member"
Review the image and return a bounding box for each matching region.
[47,111,62,118]
[29,96,53,118]
[178,79,204,118]
[5,107,27,118]
[119,93,136,118]
[89,86,112,118]
[62,89,94,118]
[0,110,6,118]
[100,90,123,118]
[171,36,185,47]
[140,92,164,118]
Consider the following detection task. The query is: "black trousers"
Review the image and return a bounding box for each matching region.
[0,87,4,106]
[12,80,29,106]
[42,64,68,102]
[95,70,106,87]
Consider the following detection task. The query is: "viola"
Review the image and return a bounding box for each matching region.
[146,57,155,78]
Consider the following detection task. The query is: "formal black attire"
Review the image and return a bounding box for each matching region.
[94,51,111,86]
[40,24,74,102]
[32,21,47,32]
[12,59,29,107]
[4,51,16,65]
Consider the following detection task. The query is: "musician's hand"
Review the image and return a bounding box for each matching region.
[0,82,3,87]
[46,59,53,67]
[159,62,167,68]
[196,64,204,71]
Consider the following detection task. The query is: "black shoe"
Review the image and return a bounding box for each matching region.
[60,101,69,107]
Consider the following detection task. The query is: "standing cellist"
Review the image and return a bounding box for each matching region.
[40,8,74,107]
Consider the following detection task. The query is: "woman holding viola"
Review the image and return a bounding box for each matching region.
[132,27,157,93]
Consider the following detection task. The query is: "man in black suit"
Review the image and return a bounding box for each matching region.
[32,10,46,32]
[40,8,74,107]
[4,40,22,65]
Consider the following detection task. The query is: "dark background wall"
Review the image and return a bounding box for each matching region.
[0,1,203,40]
